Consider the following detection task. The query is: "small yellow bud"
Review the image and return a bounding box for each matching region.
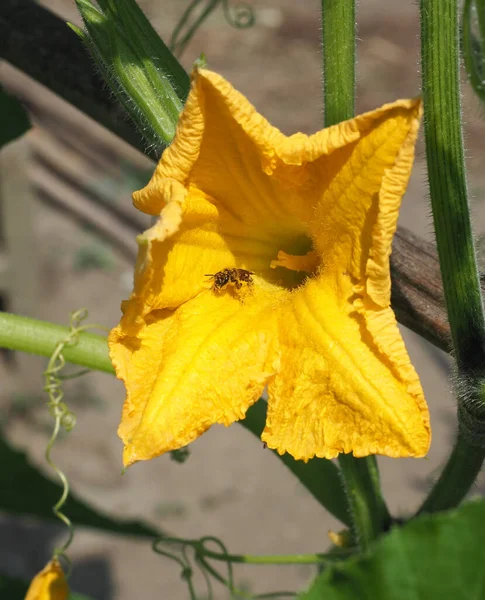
[328,529,352,548]
[25,559,69,600]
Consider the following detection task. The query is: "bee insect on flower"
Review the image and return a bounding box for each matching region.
[205,268,254,291]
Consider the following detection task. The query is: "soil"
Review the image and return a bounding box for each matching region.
[1,0,485,598]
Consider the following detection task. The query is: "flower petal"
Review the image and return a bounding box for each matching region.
[25,560,68,600]
[260,98,428,461]
[121,188,235,334]
[133,69,385,253]
[262,275,430,461]
[133,69,312,226]
[312,98,422,301]
[110,288,280,466]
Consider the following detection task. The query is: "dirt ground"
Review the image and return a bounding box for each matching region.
[2,0,485,598]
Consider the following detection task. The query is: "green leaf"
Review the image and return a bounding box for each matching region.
[0,573,93,599]
[0,87,31,148]
[300,499,485,599]
[0,437,160,538]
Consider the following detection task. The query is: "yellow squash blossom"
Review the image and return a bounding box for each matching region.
[109,69,431,467]
[25,560,68,600]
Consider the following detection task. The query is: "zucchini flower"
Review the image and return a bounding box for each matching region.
[109,69,431,467]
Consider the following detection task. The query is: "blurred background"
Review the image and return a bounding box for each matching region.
[1,0,485,598]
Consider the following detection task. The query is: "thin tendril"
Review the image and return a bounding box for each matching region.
[170,0,208,54]
[151,533,318,598]
[170,0,255,57]
[196,554,214,600]
[197,556,296,599]
[43,309,108,574]
[222,0,255,28]
[58,369,92,380]
[200,536,235,591]
[152,538,198,599]
[171,0,219,57]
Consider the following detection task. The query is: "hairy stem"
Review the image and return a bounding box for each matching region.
[321,0,391,548]
[418,0,485,513]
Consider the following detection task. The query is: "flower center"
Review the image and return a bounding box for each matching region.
[270,250,319,274]
[269,234,318,290]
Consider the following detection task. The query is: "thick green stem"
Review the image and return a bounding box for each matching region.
[418,0,485,512]
[337,455,390,551]
[0,312,113,373]
[421,0,485,369]
[321,0,355,125]
[419,437,485,514]
[0,311,350,524]
[321,0,390,548]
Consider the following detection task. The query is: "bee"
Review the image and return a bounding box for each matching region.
[205,268,254,291]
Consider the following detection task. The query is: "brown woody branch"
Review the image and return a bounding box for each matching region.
[391,227,450,352]
[1,0,454,353]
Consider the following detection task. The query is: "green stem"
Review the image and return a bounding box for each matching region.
[157,534,352,566]
[321,0,390,548]
[321,0,355,125]
[337,455,390,551]
[418,0,485,513]
[200,549,346,566]
[418,436,485,514]
[421,0,485,370]
[0,312,113,374]
[0,311,351,524]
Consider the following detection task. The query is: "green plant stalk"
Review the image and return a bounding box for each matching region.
[418,433,485,514]
[321,0,391,549]
[200,552,335,565]
[321,0,355,125]
[337,454,390,549]
[110,0,190,102]
[158,534,352,565]
[72,1,160,150]
[0,312,113,373]
[0,311,350,524]
[75,0,187,148]
[421,0,485,370]
[68,22,154,148]
[109,28,178,144]
[418,0,485,514]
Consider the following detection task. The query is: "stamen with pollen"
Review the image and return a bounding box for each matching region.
[270,249,319,274]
